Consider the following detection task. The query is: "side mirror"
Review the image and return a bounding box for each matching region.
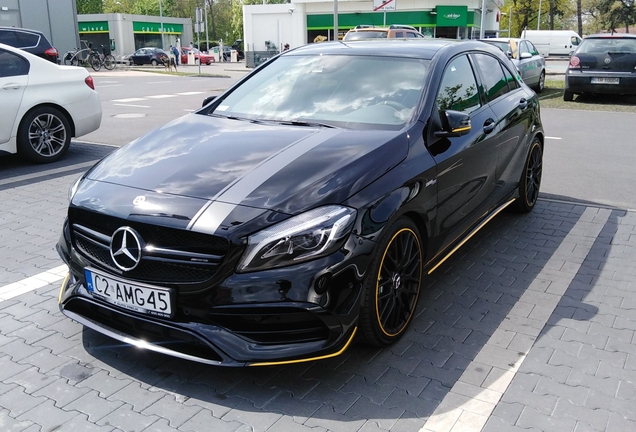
[506,50,513,59]
[202,95,216,107]
[520,52,532,59]
[434,110,471,138]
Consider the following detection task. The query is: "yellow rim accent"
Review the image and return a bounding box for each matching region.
[375,228,422,337]
[58,272,70,304]
[524,142,541,207]
[428,198,516,275]
[249,327,357,366]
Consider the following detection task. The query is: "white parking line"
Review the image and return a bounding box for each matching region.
[0,265,68,302]
[147,94,178,99]
[176,91,205,96]
[545,136,562,140]
[0,161,96,186]
[111,97,147,103]
[113,103,151,108]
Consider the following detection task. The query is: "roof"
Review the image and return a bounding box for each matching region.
[287,39,491,60]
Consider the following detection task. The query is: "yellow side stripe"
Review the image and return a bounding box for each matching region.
[428,198,516,275]
[249,327,357,366]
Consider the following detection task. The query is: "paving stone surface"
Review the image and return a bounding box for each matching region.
[1,145,636,432]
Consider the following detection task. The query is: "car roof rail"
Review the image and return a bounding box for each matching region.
[354,25,377,29]
[389,24,417,31]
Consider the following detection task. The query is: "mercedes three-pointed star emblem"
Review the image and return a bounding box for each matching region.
[110,226,144,271]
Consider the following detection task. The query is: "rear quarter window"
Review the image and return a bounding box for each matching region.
[15,31,40,48]
[0,30,19,46]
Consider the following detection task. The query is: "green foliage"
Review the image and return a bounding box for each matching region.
[76,0,102,14]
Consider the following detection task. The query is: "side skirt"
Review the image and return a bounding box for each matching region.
[427,198,516,275]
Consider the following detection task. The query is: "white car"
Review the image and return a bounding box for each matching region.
[0,42,102,163]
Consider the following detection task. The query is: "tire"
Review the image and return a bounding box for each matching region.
[89,54,101,71]
[534,70,545,93]
[104,55,116,70]
[563,90,574,101]
[151,59,158,66]
[359,217,424,346]
[18,107,71,164]
[63,51,74,66]
[513,139,543,213]
[70,55,81,67]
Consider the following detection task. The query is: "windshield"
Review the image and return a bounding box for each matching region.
[578,38,636,54]
[208,54,429,129]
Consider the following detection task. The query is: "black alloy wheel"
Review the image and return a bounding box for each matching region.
[360,218,423,346]
[18,106,71,163]
[514,139,543,213]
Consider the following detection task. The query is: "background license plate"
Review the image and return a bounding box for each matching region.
[85,269,173,317]
[591,77,619,84]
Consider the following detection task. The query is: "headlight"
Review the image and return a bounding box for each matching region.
[237,205,356,273]
[68,175,83,203]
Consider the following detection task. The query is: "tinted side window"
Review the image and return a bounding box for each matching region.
[15,31,40,48]
[473,54,509,102]
[436,55,480,114]
[0,30,19,46]
[527,41,539,55]
[406,32,417,38]
[0,48,30,78]
[394,31,404,38]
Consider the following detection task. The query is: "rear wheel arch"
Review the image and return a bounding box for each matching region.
[19,103,76,138]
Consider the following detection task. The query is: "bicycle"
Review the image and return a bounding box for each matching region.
[88,45,116,72]
[62,40,92,67]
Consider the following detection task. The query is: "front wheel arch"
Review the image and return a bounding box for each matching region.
[359,216,425,346]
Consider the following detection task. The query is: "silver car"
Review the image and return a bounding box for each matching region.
[481,38,546,93]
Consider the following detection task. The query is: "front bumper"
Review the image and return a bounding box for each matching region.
[56,220,369,366]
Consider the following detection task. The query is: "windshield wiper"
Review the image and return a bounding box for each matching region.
[210,113,264,124]
[279,120,336,128]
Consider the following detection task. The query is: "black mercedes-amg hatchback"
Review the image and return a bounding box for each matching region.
[57,39,544,366]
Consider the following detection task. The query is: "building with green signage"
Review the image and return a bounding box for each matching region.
[78,13,193,58]
[244,0,504,53]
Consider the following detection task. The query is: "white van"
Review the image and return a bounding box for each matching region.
[521,30,582,56]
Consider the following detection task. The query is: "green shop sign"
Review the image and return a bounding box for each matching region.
[436,6,468,27]
[133,22,183,34]
[78,21,109,33]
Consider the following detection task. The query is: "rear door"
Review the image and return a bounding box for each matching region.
[0,48,29,144]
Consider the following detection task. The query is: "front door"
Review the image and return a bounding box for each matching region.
[426,54,500,254]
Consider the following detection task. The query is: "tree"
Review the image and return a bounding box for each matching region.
[76,0,102,14]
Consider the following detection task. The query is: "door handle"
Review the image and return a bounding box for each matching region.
[519,98,528,110]
[483,119,496,134]
[2,83,21,90]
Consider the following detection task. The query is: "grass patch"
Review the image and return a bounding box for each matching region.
[539,76,636,112]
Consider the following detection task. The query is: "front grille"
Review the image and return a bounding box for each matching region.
[70,209,229,284]
[65,298,223,363]
[208,307,330,345]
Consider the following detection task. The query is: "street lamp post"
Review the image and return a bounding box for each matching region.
[159,0,165,49]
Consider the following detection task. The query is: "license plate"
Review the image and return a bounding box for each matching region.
[84,268,173,318]
[591,77,619,84]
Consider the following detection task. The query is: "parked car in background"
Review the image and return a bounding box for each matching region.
[343,24,425,40]
[57,39,544,366]
[128,47,169,66]
[0,43,102,163]
[521,29,582,57]
[180,47,214,65]
[0,26,59,63]
[481,38,546,92]
[564,33,636,101]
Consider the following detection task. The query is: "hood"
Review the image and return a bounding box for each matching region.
[87,113,408,215]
